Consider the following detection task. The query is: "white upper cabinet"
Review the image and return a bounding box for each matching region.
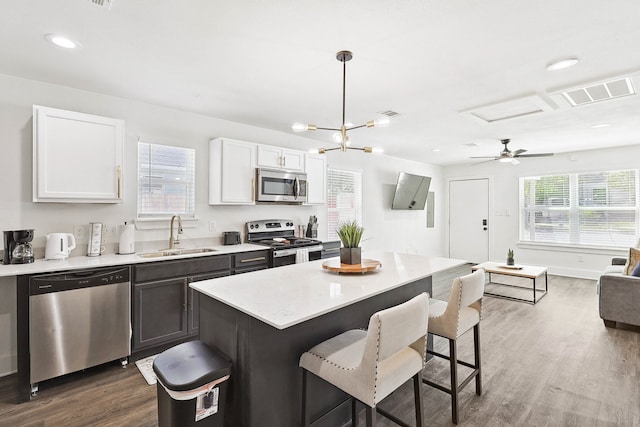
[209,137,257,205]
[304,154,327,205]
[33,105,124,203]
[257,144,304,171]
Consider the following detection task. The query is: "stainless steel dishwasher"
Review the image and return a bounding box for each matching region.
[29,266,131,394]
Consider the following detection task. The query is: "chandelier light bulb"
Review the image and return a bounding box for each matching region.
[292,123,309,132]
[373,116,390,127]
[332,132,343,144]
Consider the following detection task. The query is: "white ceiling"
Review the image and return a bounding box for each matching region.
[2,0,640,165]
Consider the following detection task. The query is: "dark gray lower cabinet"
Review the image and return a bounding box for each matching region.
[132,250,270,354]
[233,250,269,273]
[132,255,232,353]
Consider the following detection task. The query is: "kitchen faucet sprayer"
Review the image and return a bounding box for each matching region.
[169,215,183,249]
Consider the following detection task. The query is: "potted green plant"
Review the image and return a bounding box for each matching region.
[506,248,515,266]
[337,220,364,265]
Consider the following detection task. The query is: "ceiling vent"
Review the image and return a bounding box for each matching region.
[462,94,556,124]
[379,110,400,117]
[89,0,113,10]
[561,77,636,107]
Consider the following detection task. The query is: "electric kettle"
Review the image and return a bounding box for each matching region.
[45,233,77,260]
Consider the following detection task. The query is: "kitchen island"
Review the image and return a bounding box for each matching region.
[191,252,466,427]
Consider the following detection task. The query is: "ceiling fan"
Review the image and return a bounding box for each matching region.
[471,139,554,165]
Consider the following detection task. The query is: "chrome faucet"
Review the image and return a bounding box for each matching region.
[169,215,183,249]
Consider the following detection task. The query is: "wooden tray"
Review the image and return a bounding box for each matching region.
[322,259,382,274]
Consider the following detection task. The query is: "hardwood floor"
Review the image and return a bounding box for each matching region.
[1,270,638,427]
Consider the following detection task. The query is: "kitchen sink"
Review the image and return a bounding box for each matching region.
[138,248,218,258]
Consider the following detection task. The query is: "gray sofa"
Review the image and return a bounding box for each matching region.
[599,257,640,328]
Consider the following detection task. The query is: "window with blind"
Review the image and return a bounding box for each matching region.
[137,142,196,218]
[327,168,363,241]
[520,169,638,247]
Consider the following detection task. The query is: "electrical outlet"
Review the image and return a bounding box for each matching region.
[73,225,85,240]
[209,220,216,232]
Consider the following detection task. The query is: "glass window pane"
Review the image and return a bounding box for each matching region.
[137,142,196,218]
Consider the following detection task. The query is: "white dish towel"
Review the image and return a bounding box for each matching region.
[296,248,309,263]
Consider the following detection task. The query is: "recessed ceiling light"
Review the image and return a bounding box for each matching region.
[433,148,441,152]
[546,57,579,71]
[45,34,80,49]
[591,123,610,128]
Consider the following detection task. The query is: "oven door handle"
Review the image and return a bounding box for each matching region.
[273,245,323,258]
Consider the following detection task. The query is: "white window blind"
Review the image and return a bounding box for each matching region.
[520,169,638,247]
[137,141,196,218]
[327,168,363,241]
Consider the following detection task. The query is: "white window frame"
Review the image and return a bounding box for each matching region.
[137,141,196,220]
[327,168,363,241]
[519,169,639,249]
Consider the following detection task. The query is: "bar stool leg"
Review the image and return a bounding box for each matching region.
[352,397,358,426]
[365,406,376,427]
[301,369,310,427]
[413,373,424,427]
[449,339,459,425]
[474,324,482,395]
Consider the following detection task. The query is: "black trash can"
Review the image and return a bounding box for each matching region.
[153,340,232,427]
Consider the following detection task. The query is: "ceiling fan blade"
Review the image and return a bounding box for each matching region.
[511,158,520,165]
[512,149,527,155]
[472,159,496,166]
[514,153,554,158]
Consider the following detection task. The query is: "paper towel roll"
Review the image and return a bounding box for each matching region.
[118,223,135,254]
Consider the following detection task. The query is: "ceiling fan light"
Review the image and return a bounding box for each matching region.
[499,156,512,163]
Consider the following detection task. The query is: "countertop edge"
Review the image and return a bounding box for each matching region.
[0,243,269,277]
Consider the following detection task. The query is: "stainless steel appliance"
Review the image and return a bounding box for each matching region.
[255,168,307,203]
[223,231,241,245]
[28,266,131,395]
[246,219,322,267]
[3,229,35,264]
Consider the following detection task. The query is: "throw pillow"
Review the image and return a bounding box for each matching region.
[624,247,640,275]
[632,262,640,277]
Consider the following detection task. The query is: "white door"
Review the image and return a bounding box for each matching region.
[449,178,489,263]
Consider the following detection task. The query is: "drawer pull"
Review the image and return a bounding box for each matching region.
[240,257,266,263]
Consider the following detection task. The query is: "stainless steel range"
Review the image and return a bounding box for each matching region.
[246,219,323,267]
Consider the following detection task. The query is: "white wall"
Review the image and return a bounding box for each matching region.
[0,73,445,376]
[443,145,640,279]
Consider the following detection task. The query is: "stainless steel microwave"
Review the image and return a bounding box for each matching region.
[255,168,307,203]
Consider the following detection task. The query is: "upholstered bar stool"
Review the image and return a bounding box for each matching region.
[422,268,485,424]
[299,293,430,427]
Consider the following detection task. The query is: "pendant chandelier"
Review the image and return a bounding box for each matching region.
[292,50,389,154]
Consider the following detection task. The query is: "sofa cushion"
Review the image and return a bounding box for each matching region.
[631,262,640,277]
[623,247,640,275]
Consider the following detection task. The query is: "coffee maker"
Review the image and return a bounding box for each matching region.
[3,229,35,264]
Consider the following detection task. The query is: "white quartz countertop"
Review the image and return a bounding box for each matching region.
[191,251,467,329]
[0,243,267,277]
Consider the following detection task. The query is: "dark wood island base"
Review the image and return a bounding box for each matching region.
[198,277,432,427]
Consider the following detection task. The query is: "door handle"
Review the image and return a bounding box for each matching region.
[183,279,188,312]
